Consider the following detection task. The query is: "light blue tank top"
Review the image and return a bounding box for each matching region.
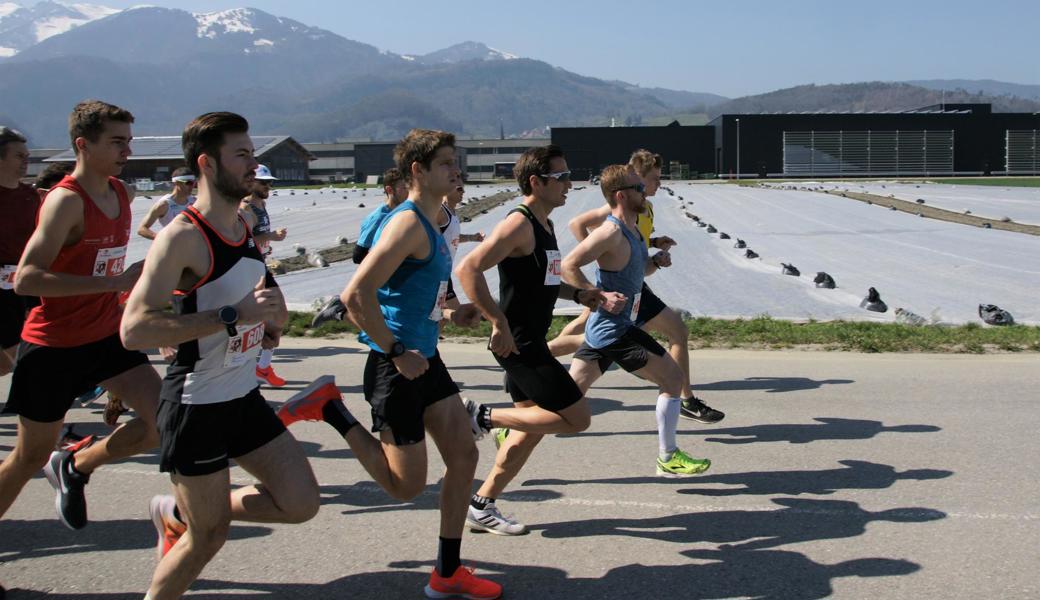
[358,201,451,358]
[584,215,648,349]
[356,204,391,250]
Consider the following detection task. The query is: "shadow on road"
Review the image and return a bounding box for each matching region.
[561,417,941,443]
[269,346,363,362]
[693,376,855,394]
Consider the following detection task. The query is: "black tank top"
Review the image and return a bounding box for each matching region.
[498,205,561,344]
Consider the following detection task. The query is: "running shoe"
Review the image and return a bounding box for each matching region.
[425,565,502,600]
[277,375,341,427]
[43,449,90,529]
[57,425,96,453]
[679,397,725,424]
[256,365,287,387]
[311,296,346,328]
[463,398,487,441]
[76,386,105,406]
[491,428,509,449]
[149,494,186,560]
[467,502,528,536]
[656,449,711,478]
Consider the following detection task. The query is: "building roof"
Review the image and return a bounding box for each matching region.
[45,135,312,162]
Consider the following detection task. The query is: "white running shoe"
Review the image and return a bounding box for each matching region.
[462,398,487,441]
[467,502,528,536]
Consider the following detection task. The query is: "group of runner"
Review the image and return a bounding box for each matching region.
[0,102,725,600]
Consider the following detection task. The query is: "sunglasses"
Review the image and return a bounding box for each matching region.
[613,182,646,194]
[539,170,571,182]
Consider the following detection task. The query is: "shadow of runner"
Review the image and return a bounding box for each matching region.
[523,459,953,497]
[692,376,855,394]
[267,346,362,362]
[702,417,941,444]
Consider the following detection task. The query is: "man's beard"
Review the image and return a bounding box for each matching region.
[213,163,251,202]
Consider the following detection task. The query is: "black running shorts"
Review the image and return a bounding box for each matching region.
[0,289,37,349]
[496,339,582,411]
[3,332,150,423]
[573,326,667,374]
[363,350,459,446]
[635,283,667,325]
[157,387,286,477]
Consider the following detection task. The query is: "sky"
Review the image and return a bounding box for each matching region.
[37,0,1040,97]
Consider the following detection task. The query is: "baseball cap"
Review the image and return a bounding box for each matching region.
[254,164,278,180]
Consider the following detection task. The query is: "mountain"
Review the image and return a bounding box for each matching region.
[0,0,117,57]
[905,79,1040,102]
[409,41,518,64]
[707,82,1040,117]
[612,82,728,110]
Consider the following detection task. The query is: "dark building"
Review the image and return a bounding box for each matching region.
[552,123,715,180]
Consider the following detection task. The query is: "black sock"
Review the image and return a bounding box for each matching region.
[478,405,493,431]
[436,536,462,577]
[470,494,494,510]
[322,400,359,437]
[172,505,184,525]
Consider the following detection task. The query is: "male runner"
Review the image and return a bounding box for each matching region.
[551,150,724,424]
[562,164,710,477]
[240,165,286,386]
[137,166,196,239]
[120,112,319,600]
[437,181,485,316]
[309,167,408,327]
[278,129,502,599]
[0,101,160,531]
[456,144,622,535]
[0,126,38,378]
[35,162,75,199]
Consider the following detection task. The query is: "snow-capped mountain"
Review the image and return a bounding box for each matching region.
[409,41,520,65]
[0,0,117,57]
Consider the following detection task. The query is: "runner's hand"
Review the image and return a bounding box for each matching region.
[652,251,672,268]
[489,322,519,357]
[273,228,288,241]
[262,325,282,349]
[236,288,281,324]
[392,350,428,380]
[654,236,677,251]
[591,290,627,314]
[116,260,145,290]
[450,303,481,328]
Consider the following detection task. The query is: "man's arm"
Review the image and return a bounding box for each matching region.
[568,204,611,242]
[561,221,619,290]
[458,232,485,243]
[253,228,287,246]
[16,189,139,297]
[136,200,168,240]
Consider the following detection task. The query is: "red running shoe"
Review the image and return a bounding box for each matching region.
[256,365,286,387]
[149,495,186,560]
[277,375,341,427]
[425,565,502,600]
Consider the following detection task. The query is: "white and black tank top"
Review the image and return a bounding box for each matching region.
[160,206,274,405]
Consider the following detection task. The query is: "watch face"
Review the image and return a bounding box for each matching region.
[220,306,237,324]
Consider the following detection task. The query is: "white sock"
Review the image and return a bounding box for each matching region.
[656,393,680,460]
[258,349,273,369]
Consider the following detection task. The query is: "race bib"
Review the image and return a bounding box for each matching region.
[629,292,642,322]
[223,322,265,368]
[0,265,16,290]
[429,280,449,321]
[92,246,127,278]
[544,250,561,286]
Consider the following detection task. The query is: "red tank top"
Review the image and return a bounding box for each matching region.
[21,175,131,347]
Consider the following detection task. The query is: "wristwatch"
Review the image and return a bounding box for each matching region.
[387,340,406,359]
[218,305,239,337]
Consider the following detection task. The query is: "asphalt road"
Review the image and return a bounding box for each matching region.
[2,339,1038,599]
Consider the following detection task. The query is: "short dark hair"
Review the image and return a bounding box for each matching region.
[393,128,455,182]
[514,144,565,195]
[0,126,28,159]
[181,112,249,178]
[382,167,404,189]
[68,100,134,151]
[35,162,73,190]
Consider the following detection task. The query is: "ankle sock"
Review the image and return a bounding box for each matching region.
[322,400,359,437]
[436,536,462,577]
[470,494,494,510]
[477,405,493,431]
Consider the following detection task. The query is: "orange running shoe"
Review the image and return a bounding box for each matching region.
[256,365,286,387]
[149,494,186,560]
[277,375,342,427]
[425,565,502,600]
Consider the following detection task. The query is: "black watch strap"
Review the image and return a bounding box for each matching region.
[387,340,406,359]
[218,305,239,337]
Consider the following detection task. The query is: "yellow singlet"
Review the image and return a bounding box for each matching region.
[636,200,654,248]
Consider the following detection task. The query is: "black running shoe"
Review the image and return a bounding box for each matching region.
[43,449,90,530]
[311,297,346,328]
[679,397,725,424]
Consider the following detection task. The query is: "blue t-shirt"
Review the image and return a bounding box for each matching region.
[357,201,451,358]
[584,215,648,349]
[356,204,392,250]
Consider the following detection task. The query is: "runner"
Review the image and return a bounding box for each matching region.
[0,101,160,532]
[0,126,38,378]
[137,167,196,239]
[309,167,408,327]
[240,165,287,387]
[437,181,485,313]
[456,144,623,535]
[550,149,724,424]
[562,163,711,477]
[120,112,319,600]
[278,129,502,600]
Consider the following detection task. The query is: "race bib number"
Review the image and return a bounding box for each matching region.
[629,292,642,322]
[93,246,127,278]
[0,265,16,290]
[429,280,449,321]
[544,250,561,286]
[223,322,265,368]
